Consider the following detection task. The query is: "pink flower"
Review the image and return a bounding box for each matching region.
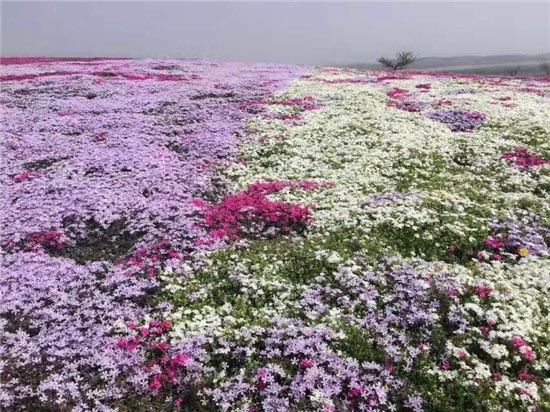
[520,389,533,398]
[387,87,411,100]
[300,359,314,368]
[522,347,536,361]
[190,198,206,208]
[151,341,170,352]
[457,350,468,359]
[160,320,172,330]
[347,386,363,400]
[167,250,180,259]
[502,148,549,169]
[476,284,493,299]
[511,336,527,349]
[256,369,269,390]
[492,372,502,381]
[446,288,458,297]
[11,171,39,183]
[519,369,536,382]
[116,337,141,351]
[149,375,162,391]
[172,353,190,367]
[441,360,451,370]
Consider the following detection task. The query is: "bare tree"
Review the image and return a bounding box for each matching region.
[377,51,417,71]
[508,66,521,76]
[540,61,550,76]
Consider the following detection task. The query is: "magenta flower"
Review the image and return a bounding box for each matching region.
[475,284,493,299]
[299,358,315,368]
[502,147,549,169]
[347,386,363,400]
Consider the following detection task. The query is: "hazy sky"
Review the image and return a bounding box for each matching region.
[2,2,549,65]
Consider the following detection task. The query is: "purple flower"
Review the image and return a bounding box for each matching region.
[426,110,486,132]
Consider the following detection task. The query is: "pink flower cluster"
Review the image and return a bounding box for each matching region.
[511,337,537,362]
[118,320,193,394]
[195,181,330,241]
[256,369,271,391]
[10,170,39,183]
[386,87,425,112]
[4,230,66,253]
[119,239,181,277]
[475,284,494,299]
[387,87,412,100]
[502,148,549,169]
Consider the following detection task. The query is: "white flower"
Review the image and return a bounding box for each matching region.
[327,251,342,264]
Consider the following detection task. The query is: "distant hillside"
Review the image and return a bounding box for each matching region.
[410,54,550,69]
[339,54,550,76]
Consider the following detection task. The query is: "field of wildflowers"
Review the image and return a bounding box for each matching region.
[1,58,549,412]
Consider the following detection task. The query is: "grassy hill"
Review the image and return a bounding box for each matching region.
[339,53,550,76]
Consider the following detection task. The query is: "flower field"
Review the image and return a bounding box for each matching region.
[1,58,549,412]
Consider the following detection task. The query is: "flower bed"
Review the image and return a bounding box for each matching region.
[1,61,549,412]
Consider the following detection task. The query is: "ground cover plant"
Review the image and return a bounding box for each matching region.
[1,58,549,412]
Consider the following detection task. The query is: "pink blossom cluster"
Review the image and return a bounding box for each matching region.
[475,284,494,299]
[386,87,412,100]
[194,180,329,241]
[119,239,181,277]
[3,230,66,253]
[511,337,537,362]
[502,147,550,168]
[10,170,39,182]
[117,320,193,394]
[386,87,426,112]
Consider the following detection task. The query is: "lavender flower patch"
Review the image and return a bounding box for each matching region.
[426,110,487,132]
[0,58,303,411]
